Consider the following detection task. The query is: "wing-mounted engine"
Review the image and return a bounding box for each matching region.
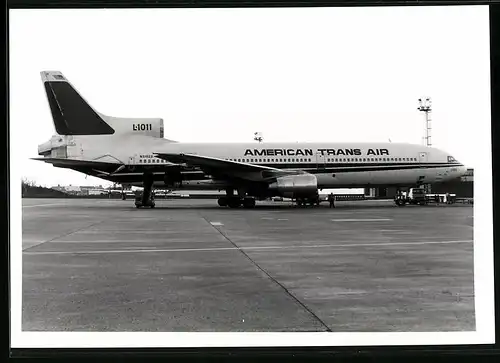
[268,174,318,198]
[164,170,183,188]
[103,116,165,139]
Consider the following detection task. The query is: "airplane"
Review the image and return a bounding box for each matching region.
[34,71,467,208]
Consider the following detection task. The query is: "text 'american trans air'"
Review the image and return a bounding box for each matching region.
[244,148,390,156]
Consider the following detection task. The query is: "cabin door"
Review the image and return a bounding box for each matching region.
[418,151,428,163]
[315,151,327,170]
[128,155,138,171]
[416,151,428,185]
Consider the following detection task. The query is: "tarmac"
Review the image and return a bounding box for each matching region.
[22,198,474,332]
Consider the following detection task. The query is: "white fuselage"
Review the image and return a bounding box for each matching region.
[39,133,467,189]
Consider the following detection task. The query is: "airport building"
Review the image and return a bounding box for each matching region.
[51,184,109,196]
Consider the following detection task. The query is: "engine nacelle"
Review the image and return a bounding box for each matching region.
[268,174,318,198]
[164,171,182,188]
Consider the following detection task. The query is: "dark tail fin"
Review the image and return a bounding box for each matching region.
[41,71,115,135]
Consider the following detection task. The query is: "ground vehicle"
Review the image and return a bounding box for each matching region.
[394,188,427,206]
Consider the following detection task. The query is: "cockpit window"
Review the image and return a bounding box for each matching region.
[447,156,457,163]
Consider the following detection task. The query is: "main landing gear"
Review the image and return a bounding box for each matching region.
[135,173,155,209]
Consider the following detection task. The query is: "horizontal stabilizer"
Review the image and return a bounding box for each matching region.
[31,157,119,168]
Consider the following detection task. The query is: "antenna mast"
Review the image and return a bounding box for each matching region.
[418,97,432,147]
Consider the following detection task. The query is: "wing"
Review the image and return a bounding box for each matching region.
[154,153,305,181]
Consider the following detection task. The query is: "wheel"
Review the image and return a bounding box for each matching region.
[395,199,406,207]
[228,198,241,208]
[243,198,256,208]
[218,197,228,207]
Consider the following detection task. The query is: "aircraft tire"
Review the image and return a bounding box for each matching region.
[218,197,228,207]
[243,198,256,208]
[228,198,241,208]
[395,199,405,207]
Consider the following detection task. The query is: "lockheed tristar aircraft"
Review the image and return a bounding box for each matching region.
[34,71,467,208]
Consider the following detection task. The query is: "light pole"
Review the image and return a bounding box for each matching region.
[418,97,432,147]
[418,97,432,194]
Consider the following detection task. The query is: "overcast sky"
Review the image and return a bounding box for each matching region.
[10,6,490,187]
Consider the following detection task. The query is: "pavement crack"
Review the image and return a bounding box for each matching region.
[201,216,332,332]
[23,220,107,252]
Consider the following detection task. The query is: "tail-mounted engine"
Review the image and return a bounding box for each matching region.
[268,174,318,198]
